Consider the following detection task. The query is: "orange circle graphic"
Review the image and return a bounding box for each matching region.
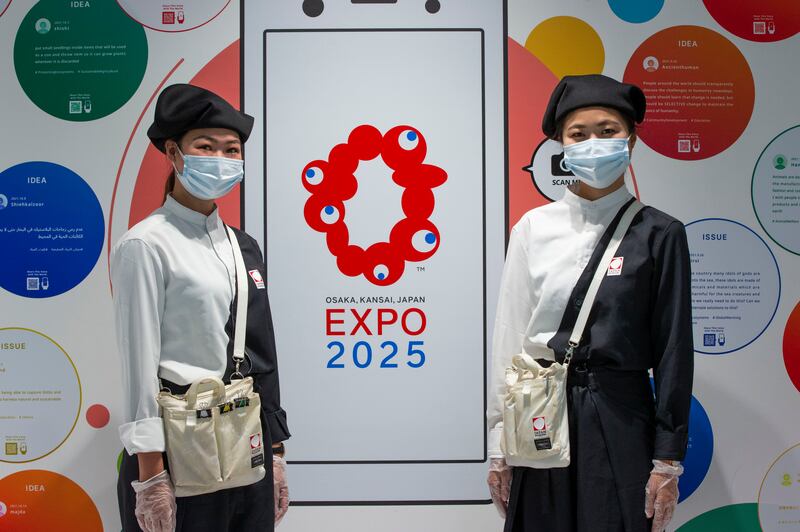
[623,26,754,160]
[0,470,102,531]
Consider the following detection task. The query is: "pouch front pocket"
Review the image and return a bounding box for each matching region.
[163,409,223,489]
[511,379,562,459]
[215,394,265,482]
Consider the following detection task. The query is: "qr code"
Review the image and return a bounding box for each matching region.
[753,22,766,35]
[162,11,175,24]
[69,100,82,114]
[678,140,691,153]
[26,277,40,291]
[703,333,716,347]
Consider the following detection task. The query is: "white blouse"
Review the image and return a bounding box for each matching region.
[487,186,633,458]
[110,196,236,455]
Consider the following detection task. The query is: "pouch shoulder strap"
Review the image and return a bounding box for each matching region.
[565,199,644,363]
[225,226,249,373]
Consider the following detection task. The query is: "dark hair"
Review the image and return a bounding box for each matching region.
[162,134,185,203]
[552,111,636,142]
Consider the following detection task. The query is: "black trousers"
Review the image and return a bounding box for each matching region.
[118,450,274,532]
[505,366,655,532]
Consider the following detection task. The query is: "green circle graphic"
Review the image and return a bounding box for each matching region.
[14,0,147,121]
[751,125,800,256]
[676,503,760,531]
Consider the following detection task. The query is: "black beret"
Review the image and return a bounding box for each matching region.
[542,74,646,138]
[147,84,254,153]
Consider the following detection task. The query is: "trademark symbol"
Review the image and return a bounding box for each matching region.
[417,266,426,272]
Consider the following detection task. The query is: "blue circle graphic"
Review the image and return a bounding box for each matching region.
[650,380,714,502]
[679,394,714,502]
[424,232,436,244]
[685,218,781,355]
[0,161,104,298]
[407,131,417,141]
[608,0,664,23]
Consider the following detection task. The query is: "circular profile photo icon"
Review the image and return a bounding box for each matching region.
[0,501,6,517]
[642,55,659,72]
[773,154,787,170]
[35,18,52,34]
[0,194,8,210]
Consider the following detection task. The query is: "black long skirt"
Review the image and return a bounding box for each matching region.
[504,366,655,532]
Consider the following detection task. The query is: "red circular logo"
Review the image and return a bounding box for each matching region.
[302,125,447,286]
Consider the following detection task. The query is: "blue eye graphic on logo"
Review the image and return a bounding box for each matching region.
[412,230,438,253]
[373,264,389,281]
[399,130,419,151]
[305,166,324,186]
[320,205,340,225]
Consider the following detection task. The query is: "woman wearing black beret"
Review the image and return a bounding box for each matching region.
[112,84,290,531]
[487,74,693,532]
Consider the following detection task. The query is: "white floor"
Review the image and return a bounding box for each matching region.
[279,503,504,532]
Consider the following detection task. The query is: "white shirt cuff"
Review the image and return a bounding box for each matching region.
[119,417,165,454]
[488,426,503,459]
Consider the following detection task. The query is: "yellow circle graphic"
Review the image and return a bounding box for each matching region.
[0,327,82,463]
[525,17,605,79]
[759,442,800,531]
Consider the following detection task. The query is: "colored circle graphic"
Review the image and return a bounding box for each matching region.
[0,328,81,463]
[679,393,714,502]
[85,404,110,429]
[752,126,800,256]
[116,0,231,32]
[623,26,754,160]
[0,162,104,298]
[14,0,147,121]
[649,380,714,502]
[676,503,760,531]
[784,302,800,394]
[0,470,102,531]
[703,1,800,43]
[608,0,664,24]
[686,219,781,355]
[525,17,604,79]
[759,443,800,531]
[506,38,558,228]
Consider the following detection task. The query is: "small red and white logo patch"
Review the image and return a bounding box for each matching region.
[607,257,624,276]
[248,269,265,289]
[250,433,262,450]
[532,417,546,431]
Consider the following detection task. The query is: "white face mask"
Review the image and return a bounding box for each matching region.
[562,137,631,189]
[172,148,244,200]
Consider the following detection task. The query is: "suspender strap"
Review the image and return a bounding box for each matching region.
[564,199,644,365]
[226,226,249,379]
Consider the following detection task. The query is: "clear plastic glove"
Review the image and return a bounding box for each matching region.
[273,455,289,526]
[131,470,177,532]
[487,457,513,518]
[645,460,683,532]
